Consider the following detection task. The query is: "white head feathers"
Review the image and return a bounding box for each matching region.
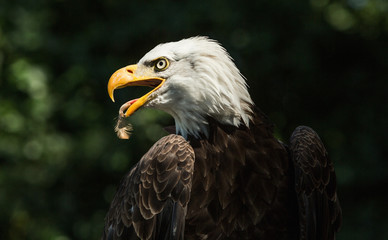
[138,37,253,139]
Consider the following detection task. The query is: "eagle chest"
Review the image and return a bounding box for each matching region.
[185,129,291,238]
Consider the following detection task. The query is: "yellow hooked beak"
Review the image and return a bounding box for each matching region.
[107,64,165,117]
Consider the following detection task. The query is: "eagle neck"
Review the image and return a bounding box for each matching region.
[174,104,255,140]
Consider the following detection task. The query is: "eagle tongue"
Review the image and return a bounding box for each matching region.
[119,99,138,117]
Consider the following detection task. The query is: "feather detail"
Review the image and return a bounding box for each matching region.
[115,113,133,140]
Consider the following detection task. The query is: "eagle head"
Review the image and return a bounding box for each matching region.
[108,37,253,139]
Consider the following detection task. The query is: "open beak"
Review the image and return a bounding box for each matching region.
[107,64,165,117]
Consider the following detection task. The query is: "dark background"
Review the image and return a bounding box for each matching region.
[1,0,387,239]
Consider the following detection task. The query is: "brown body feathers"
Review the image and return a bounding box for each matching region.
[102,109,342,240]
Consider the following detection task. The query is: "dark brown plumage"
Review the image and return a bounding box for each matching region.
[102,109,342,240]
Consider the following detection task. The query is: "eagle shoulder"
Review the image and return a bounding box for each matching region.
[102,134,195,240]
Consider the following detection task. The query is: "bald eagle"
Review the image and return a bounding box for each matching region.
[103,37,342,240]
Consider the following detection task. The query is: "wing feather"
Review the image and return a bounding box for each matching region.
[102,134,195,240]
[290,126,342,240]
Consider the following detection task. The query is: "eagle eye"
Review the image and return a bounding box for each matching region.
[154,58,169,71]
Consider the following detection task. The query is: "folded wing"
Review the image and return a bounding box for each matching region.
[102,134,195,240]
[290,126,342,240]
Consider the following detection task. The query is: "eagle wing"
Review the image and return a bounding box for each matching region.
[290,126,342,240]
[102,134,195,240]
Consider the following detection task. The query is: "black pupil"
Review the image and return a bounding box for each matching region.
[158,60,164,68]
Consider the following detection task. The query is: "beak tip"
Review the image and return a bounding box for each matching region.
[108,84,115,102]
[109,94,115,103]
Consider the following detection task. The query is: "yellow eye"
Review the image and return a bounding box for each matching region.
[154,58,169,71]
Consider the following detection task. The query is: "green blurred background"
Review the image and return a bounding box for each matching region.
[0,0,387,239]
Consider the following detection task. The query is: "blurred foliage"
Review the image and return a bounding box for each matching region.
[0,0,387,239]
